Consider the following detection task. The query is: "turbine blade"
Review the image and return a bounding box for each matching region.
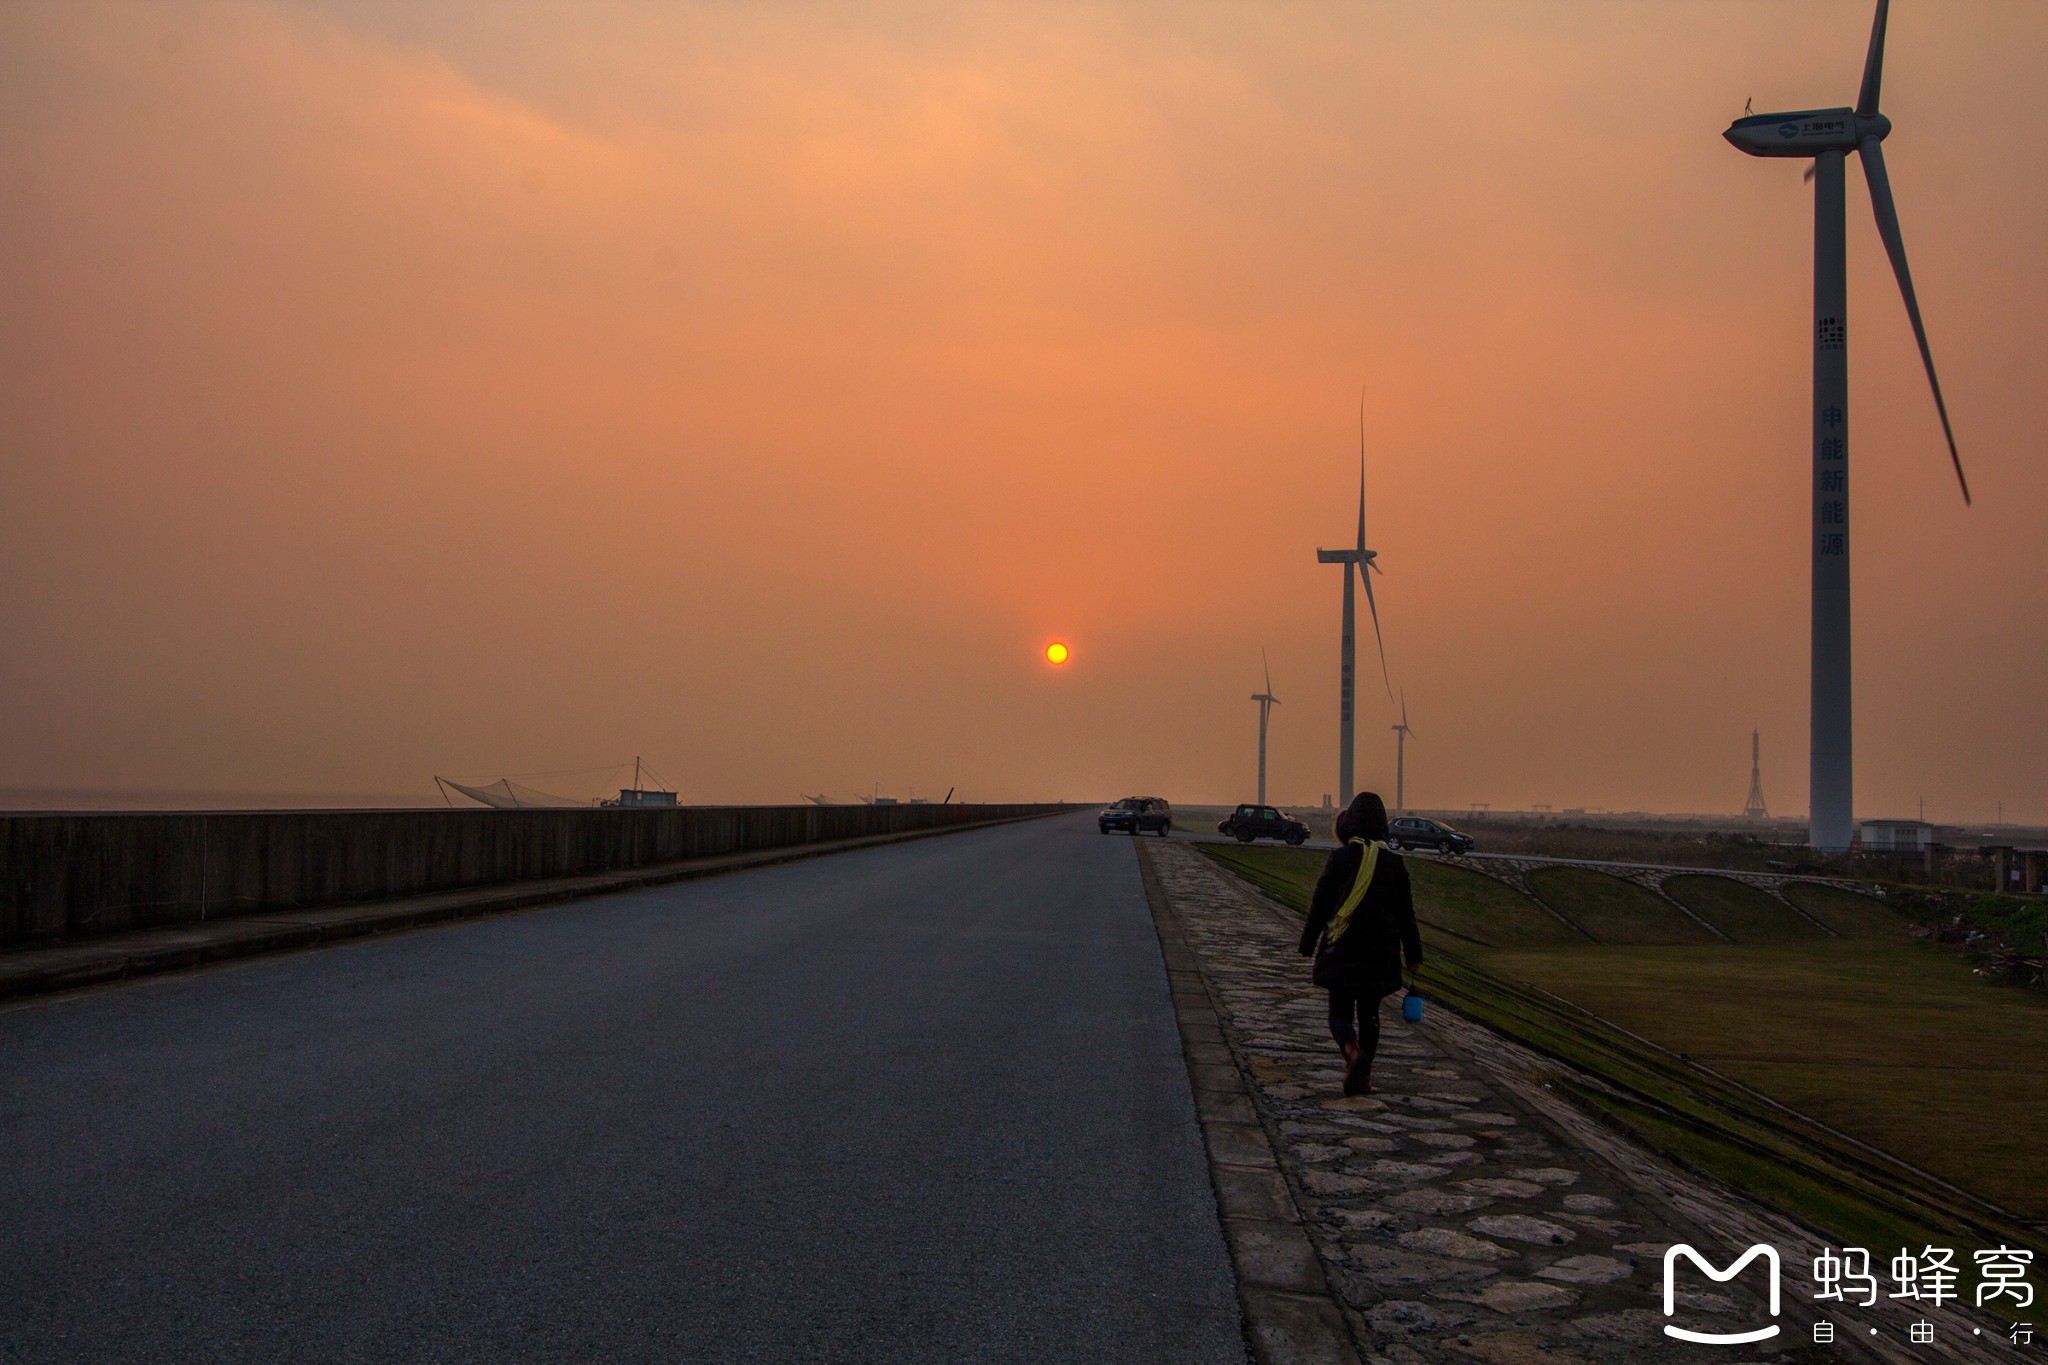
[1857,0,1889,117]
[1262,645,1272,696]
[1804,161,1817,184]
[1357,559,1393,701]
[1354,383,1368,558]
[1354,468,1366,556]
[1859,137,1971,503]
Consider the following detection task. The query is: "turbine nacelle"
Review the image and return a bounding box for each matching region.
[1723,107,1889,157]
[1724,0,1965,503]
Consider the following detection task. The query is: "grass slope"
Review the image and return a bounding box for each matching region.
[1785,881,1912,939]
[1663,875,1829,944]
[1199,844,1580,949]
[1409,860,1584,948]
[1486,941,2048,1219]
[1199,843,1321,911]
[1194,842,2047,1247]
[1527,866,1716,945]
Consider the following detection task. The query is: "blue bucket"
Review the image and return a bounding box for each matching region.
[1402,990,1424,1023]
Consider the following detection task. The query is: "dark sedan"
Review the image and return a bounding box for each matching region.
[1387,815,1474,855]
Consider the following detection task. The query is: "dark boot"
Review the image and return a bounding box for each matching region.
[1341,1041,1371,1096]
[1344,1043,1375,1096]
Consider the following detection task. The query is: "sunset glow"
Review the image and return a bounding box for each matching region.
[1046,642,1070,666]
[0,3,2041,816]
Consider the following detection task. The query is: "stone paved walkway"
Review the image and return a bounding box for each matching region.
[1144,841,2012,1365]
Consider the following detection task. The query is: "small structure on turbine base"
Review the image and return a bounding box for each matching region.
[1743,729,1770,821]
[1250,649,1280,806]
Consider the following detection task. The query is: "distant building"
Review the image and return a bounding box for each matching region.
[1859,819,1933,852]
[614,789,678,808]
[1982,846,2047,896]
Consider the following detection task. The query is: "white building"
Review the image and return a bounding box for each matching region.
[1858,819,1933,852]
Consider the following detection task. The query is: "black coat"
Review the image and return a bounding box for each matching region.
[1298,841,1423,997]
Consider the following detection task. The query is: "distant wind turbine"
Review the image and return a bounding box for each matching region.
[1390,692,1415,813]
[1724,0,1970,851]
[1316,386,1393,805]
[1251,650,1280,805]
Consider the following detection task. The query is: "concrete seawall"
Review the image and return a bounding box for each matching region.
[0,804,1073,947]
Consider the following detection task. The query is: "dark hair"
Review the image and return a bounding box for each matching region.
[1335,791,1389,843]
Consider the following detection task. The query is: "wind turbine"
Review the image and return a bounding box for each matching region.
[1724,0,1969,852]
[1390,692,1415,813]
[1316,386,1394,805]
[1251,650,1280,805]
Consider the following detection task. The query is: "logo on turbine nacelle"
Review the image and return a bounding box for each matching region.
[1774,117,1849,142]
[1663,1244,1781,1345]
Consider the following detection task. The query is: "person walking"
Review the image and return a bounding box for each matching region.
[1298,791,1422,1095]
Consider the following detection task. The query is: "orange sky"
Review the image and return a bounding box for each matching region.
[2,2,2042,820]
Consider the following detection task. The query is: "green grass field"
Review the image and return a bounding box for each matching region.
[1487,940,2048,1219]
[1206,844,1583,948]
[1662,874,1829,944]
[1526,865,1717,945]
[1410,860,1586,948]
[1197,842,2048,1245]
[1784,880,1914,938]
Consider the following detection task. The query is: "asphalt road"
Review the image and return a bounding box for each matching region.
[0,815,1243,1364]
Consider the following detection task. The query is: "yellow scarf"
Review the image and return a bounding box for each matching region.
[1324,837,1385,945]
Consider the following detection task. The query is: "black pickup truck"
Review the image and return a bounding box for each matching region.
[1217,804,1311,846]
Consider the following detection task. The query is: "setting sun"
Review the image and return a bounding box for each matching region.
[1045,642,1069,666]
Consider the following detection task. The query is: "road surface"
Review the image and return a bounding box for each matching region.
[0,815,1242,1363]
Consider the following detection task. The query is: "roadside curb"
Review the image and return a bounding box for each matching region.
[1136,839,1361,1365]
[0,813,1060,1004]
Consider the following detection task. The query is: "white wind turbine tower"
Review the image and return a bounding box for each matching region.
[1316,387,1394,806]
[1250,650,1280,806]
[1390,692,1415,813]
[1724,0,1970,852]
